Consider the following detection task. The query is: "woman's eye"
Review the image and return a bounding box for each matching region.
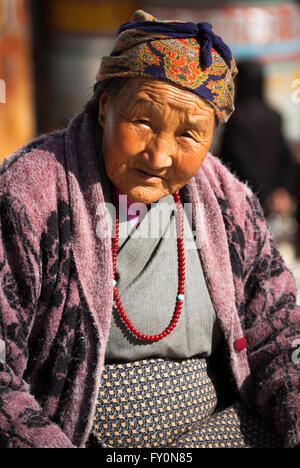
[136,119,151,126]
[181,131,193,139]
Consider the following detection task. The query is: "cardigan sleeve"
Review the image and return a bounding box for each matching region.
[0,191,75,448]
[242,190,300,448]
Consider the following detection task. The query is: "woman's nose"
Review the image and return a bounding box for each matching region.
[144,133,174,169]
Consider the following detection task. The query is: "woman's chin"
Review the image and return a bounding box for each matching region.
[126,186,169,205]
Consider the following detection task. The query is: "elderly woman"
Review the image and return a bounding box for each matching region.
[0,11,299,449]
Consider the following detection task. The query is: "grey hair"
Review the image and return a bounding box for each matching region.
[84,78,131,117]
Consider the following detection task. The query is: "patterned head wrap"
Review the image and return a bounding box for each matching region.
[97,10,238,123]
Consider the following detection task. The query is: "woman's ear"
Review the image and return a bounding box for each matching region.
[98,91,110,124]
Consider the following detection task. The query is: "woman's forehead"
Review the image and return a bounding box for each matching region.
[119,78,215,117]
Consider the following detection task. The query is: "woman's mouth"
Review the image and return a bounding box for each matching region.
[134,168,165,183]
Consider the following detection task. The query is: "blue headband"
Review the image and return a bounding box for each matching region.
[116,20,233,70]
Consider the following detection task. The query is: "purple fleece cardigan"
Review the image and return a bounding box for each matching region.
[0,111,299,448]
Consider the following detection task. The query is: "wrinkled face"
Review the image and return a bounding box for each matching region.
[99,78,215,204]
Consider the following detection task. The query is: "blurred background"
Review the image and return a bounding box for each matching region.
[0,0,300,294]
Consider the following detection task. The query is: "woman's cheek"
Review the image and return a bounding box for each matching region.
[180,149,206,179]
[118,123,146,156]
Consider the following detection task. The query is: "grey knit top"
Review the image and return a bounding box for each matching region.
[99,158,221,362]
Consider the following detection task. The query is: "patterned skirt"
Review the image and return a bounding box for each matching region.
[91,356,282,448]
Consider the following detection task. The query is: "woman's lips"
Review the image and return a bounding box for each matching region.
[134,168,165,183]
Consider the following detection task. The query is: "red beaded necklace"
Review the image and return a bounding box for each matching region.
[111,190,185,342]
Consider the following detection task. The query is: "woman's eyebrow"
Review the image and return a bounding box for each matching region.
[126,98,212,128]
[183,114,213,130]
[127,97,158,113]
